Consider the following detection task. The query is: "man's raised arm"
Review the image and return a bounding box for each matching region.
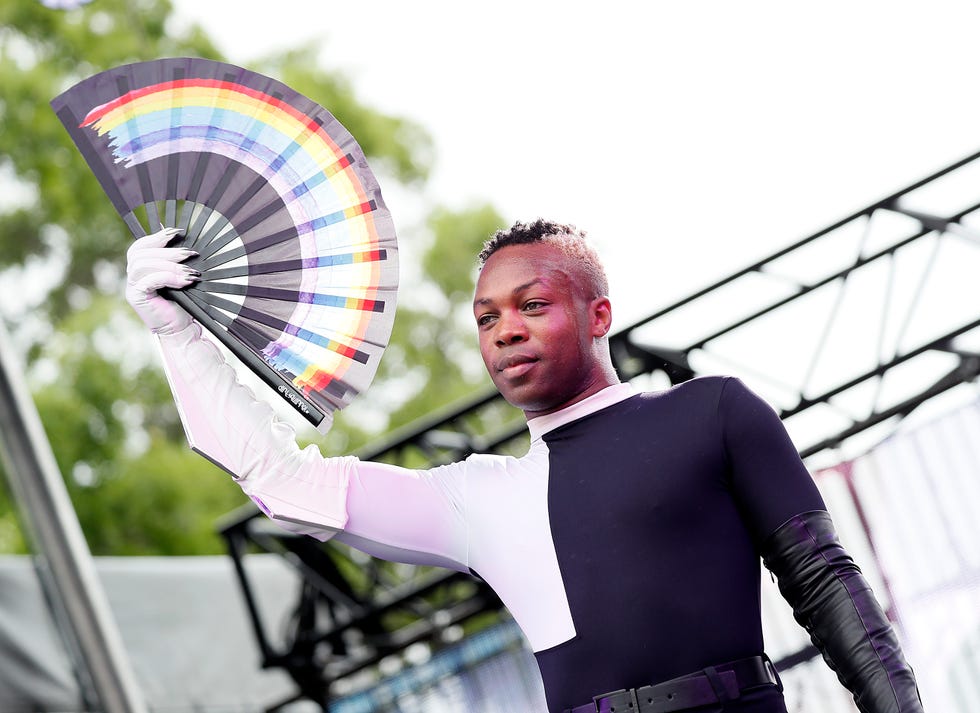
[125,228,469,570]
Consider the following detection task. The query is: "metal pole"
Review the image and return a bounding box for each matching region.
[0,319,147,713]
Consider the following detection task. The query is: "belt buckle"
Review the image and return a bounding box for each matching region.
[763,655,783,693]
[592,688,639,712]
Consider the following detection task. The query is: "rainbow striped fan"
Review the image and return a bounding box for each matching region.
[51,58,398,431]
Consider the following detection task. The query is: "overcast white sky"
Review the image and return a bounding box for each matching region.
[158,1,980,453]
[169,1,980,327]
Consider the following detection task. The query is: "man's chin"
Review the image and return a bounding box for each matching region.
[493,382,534,411]
[495,386,559,418]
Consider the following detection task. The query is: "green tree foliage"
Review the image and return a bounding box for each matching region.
[0,0,223,325]
[372,204,504,434]
[0,0,505,555]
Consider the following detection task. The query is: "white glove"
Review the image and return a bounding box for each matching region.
[125,227,198,334]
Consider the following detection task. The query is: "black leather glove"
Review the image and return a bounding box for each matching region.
[760,510,923,712]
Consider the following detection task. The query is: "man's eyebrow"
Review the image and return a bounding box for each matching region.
[473,279,546,308]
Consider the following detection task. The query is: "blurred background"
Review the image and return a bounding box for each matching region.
[1,1,979,711]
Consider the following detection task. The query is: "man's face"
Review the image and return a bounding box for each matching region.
[472,242,612,418]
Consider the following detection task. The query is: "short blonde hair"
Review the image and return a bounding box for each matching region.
[479,219,609,299]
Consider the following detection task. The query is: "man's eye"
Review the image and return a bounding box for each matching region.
[477,314,496,326]
[523,301,546,311]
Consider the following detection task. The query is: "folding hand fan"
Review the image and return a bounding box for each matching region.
[51,58,398,431]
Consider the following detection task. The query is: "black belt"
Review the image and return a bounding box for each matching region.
[565,655,781,713]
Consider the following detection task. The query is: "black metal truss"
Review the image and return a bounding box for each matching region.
[218,512,503,711]
[220,149,980,709]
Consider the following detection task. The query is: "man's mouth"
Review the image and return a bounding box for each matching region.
[496,353,538,376]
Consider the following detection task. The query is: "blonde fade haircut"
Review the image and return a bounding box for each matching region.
[478,219,609,300]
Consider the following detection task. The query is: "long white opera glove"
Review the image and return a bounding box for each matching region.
[126,226,352,540]
[125,227,197,334]
[155,323,351,540]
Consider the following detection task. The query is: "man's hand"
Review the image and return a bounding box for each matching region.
[125,227,198,334]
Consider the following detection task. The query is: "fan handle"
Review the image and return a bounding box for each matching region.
[162,287,331,431]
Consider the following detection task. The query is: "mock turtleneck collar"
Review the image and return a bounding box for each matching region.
[526,382,638,442]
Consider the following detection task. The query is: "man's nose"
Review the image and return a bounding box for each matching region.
[495,311,528,345]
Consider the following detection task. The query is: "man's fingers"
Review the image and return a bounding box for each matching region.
[130,258,201,293]
[129,226,185,252]
[132,269,198,294]
[125,227,195,334]
[131,246,198,263]
[127,235,198,284]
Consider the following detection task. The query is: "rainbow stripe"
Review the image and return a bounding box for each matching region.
[53,59,399,424]
[81,78,366,218]
[81,76,386,401]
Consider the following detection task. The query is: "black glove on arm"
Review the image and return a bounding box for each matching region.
[760,510,924,713]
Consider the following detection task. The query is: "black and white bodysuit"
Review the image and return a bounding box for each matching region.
[157,322,826,713]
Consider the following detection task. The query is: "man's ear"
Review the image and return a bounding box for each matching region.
[590,296,612,338]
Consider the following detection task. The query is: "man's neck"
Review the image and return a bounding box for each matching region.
[527,382,636,441]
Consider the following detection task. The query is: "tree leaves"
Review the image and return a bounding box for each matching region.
[0,0,505,555]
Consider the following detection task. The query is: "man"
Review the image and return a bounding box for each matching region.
[127,219,923,712]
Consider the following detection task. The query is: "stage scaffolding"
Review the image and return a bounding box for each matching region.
[220,149,980,711]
